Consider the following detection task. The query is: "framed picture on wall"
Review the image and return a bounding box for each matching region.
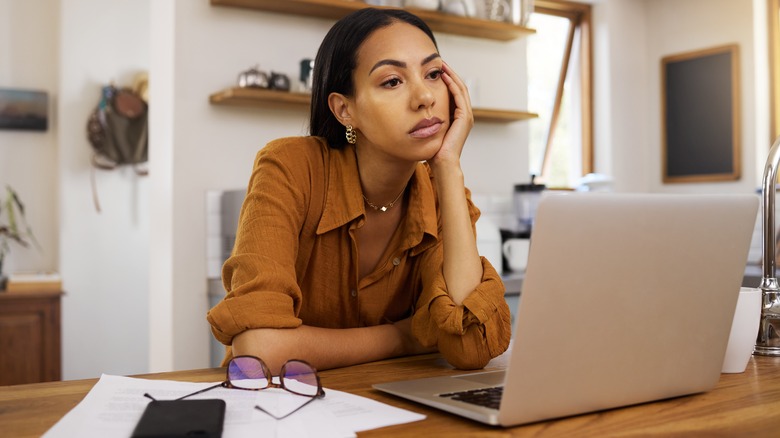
[0,88,49,132]
[661,44,740,183]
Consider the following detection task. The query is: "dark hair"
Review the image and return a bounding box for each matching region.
[309,8,437,149]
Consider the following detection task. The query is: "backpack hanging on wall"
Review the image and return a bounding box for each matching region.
[86,82,148,212]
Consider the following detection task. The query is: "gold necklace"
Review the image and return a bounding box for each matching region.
[362,185,407,212]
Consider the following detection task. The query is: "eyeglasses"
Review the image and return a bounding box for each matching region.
[145,356,325,420]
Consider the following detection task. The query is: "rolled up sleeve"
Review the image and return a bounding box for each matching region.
[206,139,311,345]
[412,255,512,370]
[207,291,301,345]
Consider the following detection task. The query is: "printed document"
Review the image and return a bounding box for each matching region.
[43,374,424,438]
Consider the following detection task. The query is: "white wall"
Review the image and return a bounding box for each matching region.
[58,0,150,379]
[592,0,651,192]
[646,0,758,194]
[0,0,59,274]
[593,0,762,194]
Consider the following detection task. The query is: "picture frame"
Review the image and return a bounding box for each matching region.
[0,88,49,132]
[661,44,740,183]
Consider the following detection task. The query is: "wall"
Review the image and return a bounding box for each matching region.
[592,0,762,194]
[58,0,150,379]
[592,0,650,192]
[0,0,59,274]
[646,0,758,194]
[1,0,151,380]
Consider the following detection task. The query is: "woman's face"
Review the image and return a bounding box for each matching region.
[347,21,450,163]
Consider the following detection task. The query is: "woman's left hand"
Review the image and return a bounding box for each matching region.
[430,62,474,169]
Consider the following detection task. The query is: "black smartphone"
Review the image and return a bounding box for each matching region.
[131,399,226,438]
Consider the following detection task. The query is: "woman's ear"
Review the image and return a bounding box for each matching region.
[328,92,354,127]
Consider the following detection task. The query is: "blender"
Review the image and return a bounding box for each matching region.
[512,175,545,236]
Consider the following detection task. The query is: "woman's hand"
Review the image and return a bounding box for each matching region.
[429,62,474,170]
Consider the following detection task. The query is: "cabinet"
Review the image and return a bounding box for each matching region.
[209,0,538,123]
[0,291,62,385]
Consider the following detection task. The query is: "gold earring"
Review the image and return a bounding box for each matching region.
[346,125,357,144]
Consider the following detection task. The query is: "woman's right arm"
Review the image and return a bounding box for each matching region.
[232,323,415,375]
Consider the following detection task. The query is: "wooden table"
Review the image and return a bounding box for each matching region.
[2,353,780,437]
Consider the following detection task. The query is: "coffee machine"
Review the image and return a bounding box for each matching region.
[512,175,545,237]
[499,176,545,273]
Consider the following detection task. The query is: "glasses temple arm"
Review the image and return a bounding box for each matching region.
[175,382,223,400]
[254,395,319,420]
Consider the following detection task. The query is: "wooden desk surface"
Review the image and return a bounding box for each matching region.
[2,353,780,437]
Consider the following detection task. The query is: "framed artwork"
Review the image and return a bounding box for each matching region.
[661,44,740,183]
[0,88,49,132]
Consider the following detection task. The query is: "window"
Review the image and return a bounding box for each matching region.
[527,0,593,188]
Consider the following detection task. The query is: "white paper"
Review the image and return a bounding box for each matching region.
[43,374,424,438]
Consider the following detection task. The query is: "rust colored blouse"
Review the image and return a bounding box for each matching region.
[207,136,511,369]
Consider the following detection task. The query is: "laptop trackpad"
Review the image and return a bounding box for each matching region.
[453,371,505,386]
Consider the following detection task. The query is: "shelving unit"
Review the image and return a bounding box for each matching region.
[208,0,538,123]
[209,87,538,123]
[209,0,536,41]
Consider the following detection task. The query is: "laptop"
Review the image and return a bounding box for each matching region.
[373,193,759,426]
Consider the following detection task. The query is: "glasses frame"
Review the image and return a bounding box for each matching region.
[170,355,325,420]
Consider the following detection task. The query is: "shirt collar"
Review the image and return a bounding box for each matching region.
[316,144,364,235]
[316,144,439,252]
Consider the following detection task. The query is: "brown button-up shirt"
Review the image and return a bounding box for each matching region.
[207,136,511,369]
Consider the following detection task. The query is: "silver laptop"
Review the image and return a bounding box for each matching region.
[373,193,759,426]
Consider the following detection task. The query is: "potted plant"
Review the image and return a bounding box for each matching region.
[0,185,38,290]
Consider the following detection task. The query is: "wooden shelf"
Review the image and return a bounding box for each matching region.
[210,87,538,123]
[210,87,312,106]
[473,107,538,123]
[210,0,535,41]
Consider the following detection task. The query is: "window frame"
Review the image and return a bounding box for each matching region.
[770,0,780,142]
[532,0,594,179]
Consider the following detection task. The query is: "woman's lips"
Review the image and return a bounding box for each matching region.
[409,117,443,139]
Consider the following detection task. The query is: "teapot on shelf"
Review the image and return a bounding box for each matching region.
[441,0,475,17]
[237,66,269,89]
[440,0,511,21]
[404,0,440,10]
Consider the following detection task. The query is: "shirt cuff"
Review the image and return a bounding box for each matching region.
[424,257,506,334]
[207,291,302,345]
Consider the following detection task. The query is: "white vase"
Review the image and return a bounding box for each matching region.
[404,0,441,11]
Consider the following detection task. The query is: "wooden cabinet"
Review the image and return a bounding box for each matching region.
[209,0,538,123]
[0,291,62,385]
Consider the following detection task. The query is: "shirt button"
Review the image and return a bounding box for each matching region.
[350,289,357,297]
[392,257,401,266]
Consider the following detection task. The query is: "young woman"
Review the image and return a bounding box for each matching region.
[207,8,511,374]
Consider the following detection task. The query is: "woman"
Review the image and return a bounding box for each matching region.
[207,8,511,374]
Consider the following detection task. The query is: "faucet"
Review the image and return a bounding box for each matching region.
[756,135,780,356]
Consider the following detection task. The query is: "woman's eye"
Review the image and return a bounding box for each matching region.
[428,69,443,80]
[382,78,402,88]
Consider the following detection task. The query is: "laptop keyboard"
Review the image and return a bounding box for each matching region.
[439,386,503,410]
